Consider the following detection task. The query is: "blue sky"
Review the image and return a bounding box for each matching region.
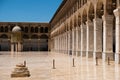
[0,0,62,22]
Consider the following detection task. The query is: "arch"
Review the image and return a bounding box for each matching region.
[70,19,72,30]
[106,0,117,15]
[35,27,38,33]
[78,12,81,26]
[40,27,44,33]
[21,26,24,32]
[5,26,8,32]
[0,34,8,39]
[96,0,104,18]
[40,34,48,39]
[31,34,38,39]
[31,27,34,33]
[112,0,117,8]
[25,27,28,33]
[0,26,4,32]
[83,0,87,4]
[74,14,77,27]
[10,25,15,31]
[82,8,87,24]
[44,27,48,33]
[88,2,94,21]
[23,34,29,39]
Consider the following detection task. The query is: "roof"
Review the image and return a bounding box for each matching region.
[50,0,67,23]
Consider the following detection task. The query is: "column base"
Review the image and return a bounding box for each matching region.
[69,50,72,55]
[76,51,81,57]
[94,52,102,59]
[87,51,93,58]
[72,51,76,56]
[102,52,114,61]
[82,51,86,57]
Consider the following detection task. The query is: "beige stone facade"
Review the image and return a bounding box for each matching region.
[50,0,120,64]
[0,22,49,52]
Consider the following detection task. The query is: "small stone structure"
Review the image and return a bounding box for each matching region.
[11,61,30,77]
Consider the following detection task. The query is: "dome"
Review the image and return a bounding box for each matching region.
[12,25,21,32]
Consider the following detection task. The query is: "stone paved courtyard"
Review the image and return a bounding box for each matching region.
[0,52,120,80]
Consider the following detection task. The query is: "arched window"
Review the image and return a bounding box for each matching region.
[31,34,38,39]
[44,27,48,33]
[5,26,8,32]
[21,26,24,32]
[31,27,34,33]
[40,27,43,33]
[23,34,29,39]
[0,26,4,32]
[0,34,8,39]
[25,27,28,33]
[35,27,38,33]
[40,34,48,39]
[10,25,15,31]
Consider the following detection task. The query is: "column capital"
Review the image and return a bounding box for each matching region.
[102,15,114,21]
[114,7,120,17]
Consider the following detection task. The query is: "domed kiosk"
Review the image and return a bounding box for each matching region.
[11,25,23,52]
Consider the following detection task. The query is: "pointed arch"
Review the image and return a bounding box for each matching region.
[96,0,104,18]
[78,12,81,26]
[88,2,95,21]
[82,8,87,24]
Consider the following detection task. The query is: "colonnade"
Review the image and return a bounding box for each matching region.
[50,0,120,63]
[11,42,23,52]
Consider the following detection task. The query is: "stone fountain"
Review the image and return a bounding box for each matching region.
[11,61,30,77]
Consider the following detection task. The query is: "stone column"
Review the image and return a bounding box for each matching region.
[57,36,59,53]
[65,32,68,54]
[11,43,14,52]
[16,43,18,52]
[69,30,72,55]
[74,29,76,56]
[93,18,103,59]
[80,24,83,57]
[68,31,70,55]
[58,37,60,53]
[76,27,79,56]
[62,34,65,53]
[62,35,64,53]
[114,7,120,64]
[78,27,81,56]
[81,23,87,57]
[18,42,22,52]
[54,37,56,52]
[54,38,56,52]
[56,37,57,52]
[72,29,75,56]
[102,15,114,61]
[86,20,94,58]
[64,34,66,54]
[56,37,58,52]
[60,35,62,53]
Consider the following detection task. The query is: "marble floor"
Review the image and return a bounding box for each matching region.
[0,52,120,80]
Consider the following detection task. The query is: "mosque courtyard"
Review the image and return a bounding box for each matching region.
[0,52,120,80]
